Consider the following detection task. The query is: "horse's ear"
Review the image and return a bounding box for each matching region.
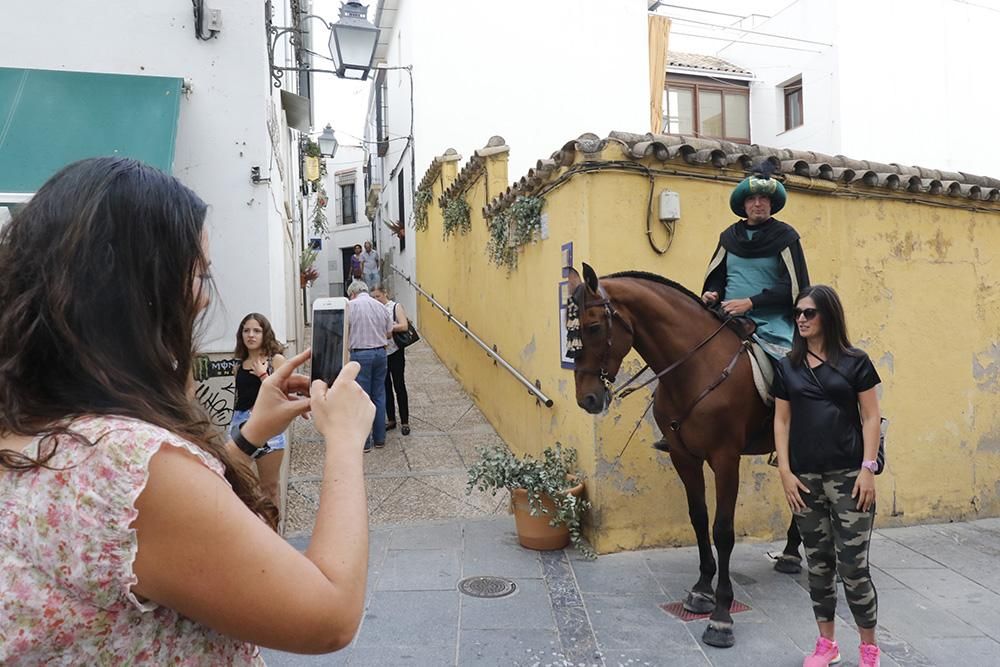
[566,266,581,291]
[582,263,599,293]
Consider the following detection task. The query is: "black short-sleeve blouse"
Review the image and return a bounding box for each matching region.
[772,350,880,474]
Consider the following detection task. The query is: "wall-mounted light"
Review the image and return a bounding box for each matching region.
[328,2,380,80]
[317,124,339,158]
[267,2,380,88]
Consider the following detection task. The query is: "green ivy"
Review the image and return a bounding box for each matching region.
[486,210,517,270]
[509,195,544,246]
[466,443,595,559]
[311,183,329,237]
[442,196,471,239]
[414,188,433,232]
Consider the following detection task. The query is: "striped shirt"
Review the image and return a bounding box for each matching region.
[348,292,393,350]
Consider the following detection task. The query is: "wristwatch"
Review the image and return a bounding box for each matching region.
[234,423,267,460]
[861,459,879,473]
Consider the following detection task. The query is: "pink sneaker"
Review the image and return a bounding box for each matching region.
[859,643,881,667]
[803,636,841,666]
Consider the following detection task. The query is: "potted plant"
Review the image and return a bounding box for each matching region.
[467,444,595,559]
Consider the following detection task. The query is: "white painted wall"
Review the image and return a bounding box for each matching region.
[365,0,651,322]
[308,145,369,301]
[0,1,306,353]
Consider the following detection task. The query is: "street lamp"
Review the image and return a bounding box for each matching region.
[317,124,339,158]
[328,2,380,80]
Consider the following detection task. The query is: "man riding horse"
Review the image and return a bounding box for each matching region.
[653,171,810,454]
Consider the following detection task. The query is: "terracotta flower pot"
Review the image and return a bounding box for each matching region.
[509,481,584,551]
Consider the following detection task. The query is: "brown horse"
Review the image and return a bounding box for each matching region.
[566,264,801,649]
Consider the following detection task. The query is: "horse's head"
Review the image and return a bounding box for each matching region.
[566,263,635,414]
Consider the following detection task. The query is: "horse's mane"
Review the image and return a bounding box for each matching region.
[604,271,709,311]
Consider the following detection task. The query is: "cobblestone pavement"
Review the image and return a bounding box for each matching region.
[284,339,509,536]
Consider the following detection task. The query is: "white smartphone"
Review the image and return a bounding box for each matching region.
[311,297,350,384]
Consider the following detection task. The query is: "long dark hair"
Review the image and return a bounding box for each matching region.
[234,312,285,360]
[788,284,859,367]
[0,157,277,528]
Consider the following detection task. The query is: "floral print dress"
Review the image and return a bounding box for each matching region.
[0,415,263,666]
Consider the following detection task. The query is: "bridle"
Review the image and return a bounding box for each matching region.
[572,285,635,399]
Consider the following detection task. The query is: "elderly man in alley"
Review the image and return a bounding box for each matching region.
[347,280,394,452]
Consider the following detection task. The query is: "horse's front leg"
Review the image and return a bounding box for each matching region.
[702,455,740,649]
[670,452,716,614]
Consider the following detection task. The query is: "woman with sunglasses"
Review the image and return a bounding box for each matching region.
[0,158,373,663]
[772,285,883,667]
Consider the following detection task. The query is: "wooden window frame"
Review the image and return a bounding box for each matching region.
[664,75,750,144]
[783,78,803,131]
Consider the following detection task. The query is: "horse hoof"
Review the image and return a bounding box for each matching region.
[683,591,715,615]
[702,621,735,648]
[773,555,802,575]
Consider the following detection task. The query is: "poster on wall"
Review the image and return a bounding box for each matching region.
[559,241,574,369]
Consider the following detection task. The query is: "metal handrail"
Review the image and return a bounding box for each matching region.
[389,265,554,408]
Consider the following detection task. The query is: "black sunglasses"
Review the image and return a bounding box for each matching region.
[793,307,819,321]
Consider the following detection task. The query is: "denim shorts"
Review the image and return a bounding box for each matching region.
[229,409,287,455]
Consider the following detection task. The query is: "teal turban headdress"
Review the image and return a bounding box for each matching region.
[729,174,787,218]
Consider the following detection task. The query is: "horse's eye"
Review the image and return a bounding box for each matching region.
[586,323,602,334]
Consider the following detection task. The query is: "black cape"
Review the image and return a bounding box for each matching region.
[702,218,810,309]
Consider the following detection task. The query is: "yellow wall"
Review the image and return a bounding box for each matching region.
[416,141,1000,553]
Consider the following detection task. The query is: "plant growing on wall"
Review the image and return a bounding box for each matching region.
[303,138,330,236]
[441,196,471,239]
[311,184,329,236]
[486,210,517,270]
[414,187,433,232]
[510,195,544,246]
[299,246,319,288]
[485,195,545,271]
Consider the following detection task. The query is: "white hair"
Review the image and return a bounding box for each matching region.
[347,280,369,297]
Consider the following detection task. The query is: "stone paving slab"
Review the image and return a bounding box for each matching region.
[268,339,1000,666]
[262,516,1000,666]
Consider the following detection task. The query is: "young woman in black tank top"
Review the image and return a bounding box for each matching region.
[230,313,287,507]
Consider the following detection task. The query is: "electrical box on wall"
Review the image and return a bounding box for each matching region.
[659,190,680,221]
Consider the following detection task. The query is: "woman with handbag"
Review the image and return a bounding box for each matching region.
[772,284,883,667]
[371,287,411,436]
[230,312,287,507]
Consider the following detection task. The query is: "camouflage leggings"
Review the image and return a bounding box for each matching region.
[793,468,878,628]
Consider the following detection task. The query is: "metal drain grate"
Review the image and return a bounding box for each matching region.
[660,600,751,622]
[457,576,517,599]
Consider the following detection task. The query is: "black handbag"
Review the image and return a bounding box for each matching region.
[806,352,887,474]
[391,304,420,349]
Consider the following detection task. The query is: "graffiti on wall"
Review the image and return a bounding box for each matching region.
[193,356,239,428]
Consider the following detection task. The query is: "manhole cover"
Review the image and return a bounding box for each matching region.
[457,576,517,598]
[660,600,751,622]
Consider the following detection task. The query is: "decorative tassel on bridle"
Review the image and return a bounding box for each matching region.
[565,293,583,359]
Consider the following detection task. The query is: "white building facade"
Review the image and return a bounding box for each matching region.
[307,145,370,300]
[660,0,1000,177]
[361,0,651,321]
[0,0,317,354]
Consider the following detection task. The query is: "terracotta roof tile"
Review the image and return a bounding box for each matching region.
[480,132,1000,218]
[667,51,753,76]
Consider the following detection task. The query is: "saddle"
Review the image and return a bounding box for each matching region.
[706,305,775,408]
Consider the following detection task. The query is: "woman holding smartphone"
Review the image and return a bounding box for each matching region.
[772,285,883,667]
[0,158,373,663]
[231,312,287,507]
